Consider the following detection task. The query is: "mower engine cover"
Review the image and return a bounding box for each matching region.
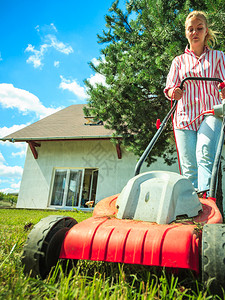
[116,171,202,224]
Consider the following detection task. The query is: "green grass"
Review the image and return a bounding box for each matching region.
[0,209,223,299]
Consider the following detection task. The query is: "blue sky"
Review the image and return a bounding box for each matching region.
[0,0,116,193]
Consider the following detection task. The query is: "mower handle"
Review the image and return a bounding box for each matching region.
[179,76,223,90]
[134,76,224,177]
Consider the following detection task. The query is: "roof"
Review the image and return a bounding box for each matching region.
[1,104,117,142]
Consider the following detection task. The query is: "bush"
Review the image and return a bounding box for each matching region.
[0,192,18,205]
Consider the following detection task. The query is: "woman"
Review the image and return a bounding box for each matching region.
[164,11,225,193]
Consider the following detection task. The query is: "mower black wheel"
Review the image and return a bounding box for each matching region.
[22,215,77,279]
[202,224,225,295]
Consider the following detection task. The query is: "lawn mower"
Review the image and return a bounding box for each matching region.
[22,77,225,294]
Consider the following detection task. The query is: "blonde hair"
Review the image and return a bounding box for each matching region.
[185,11,218,48]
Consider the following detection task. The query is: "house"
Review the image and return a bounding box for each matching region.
[4,104,223,211]
[3,104,160,210]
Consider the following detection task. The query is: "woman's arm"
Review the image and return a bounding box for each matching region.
[164,57,181,99]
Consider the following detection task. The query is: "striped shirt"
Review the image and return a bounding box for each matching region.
[164,46,225,131]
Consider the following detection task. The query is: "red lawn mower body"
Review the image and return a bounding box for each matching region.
[59,195,222,273]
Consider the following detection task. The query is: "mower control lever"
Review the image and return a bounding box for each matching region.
[179,76,223,90]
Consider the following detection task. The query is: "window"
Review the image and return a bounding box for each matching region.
[50,168,98,209]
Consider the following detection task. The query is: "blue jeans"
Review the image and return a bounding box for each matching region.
[174,115,222,192]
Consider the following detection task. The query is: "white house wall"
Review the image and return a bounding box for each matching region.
[17,139,179,209]
[17,139,225,210]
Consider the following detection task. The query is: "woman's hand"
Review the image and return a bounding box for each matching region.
[168,87,183,100]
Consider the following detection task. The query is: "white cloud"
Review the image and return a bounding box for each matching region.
[88,73,106,87]
[0,152,5,164]
[0,138,25,194]
[11,181,21,190]
[0,126,27,158]
[35,25,40,32]
[54,61,60,68]
[11,149,26,158]
[91,57,100,67]
[36,23,57,34]
[0,165,23,178]
[0,83,62,119]
[25,29,73,69]
[0,152,23,193]
[59,76,87,100]
[0,124,28,139]
[59,70,107,101]
[88,56,107,87]
[0,184,20,194]
[91,55,106,67]
[50,23,57,32]
[25,43,48,68]
[46,35,73,55]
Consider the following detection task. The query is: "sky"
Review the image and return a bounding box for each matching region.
[0,0,117,193]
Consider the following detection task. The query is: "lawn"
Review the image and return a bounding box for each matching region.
[0,208,223,299]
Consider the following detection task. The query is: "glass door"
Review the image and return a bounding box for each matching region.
[66,170,83,207]
[50,170,67,206]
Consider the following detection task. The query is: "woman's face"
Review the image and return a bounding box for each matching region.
[185,17,208,49]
